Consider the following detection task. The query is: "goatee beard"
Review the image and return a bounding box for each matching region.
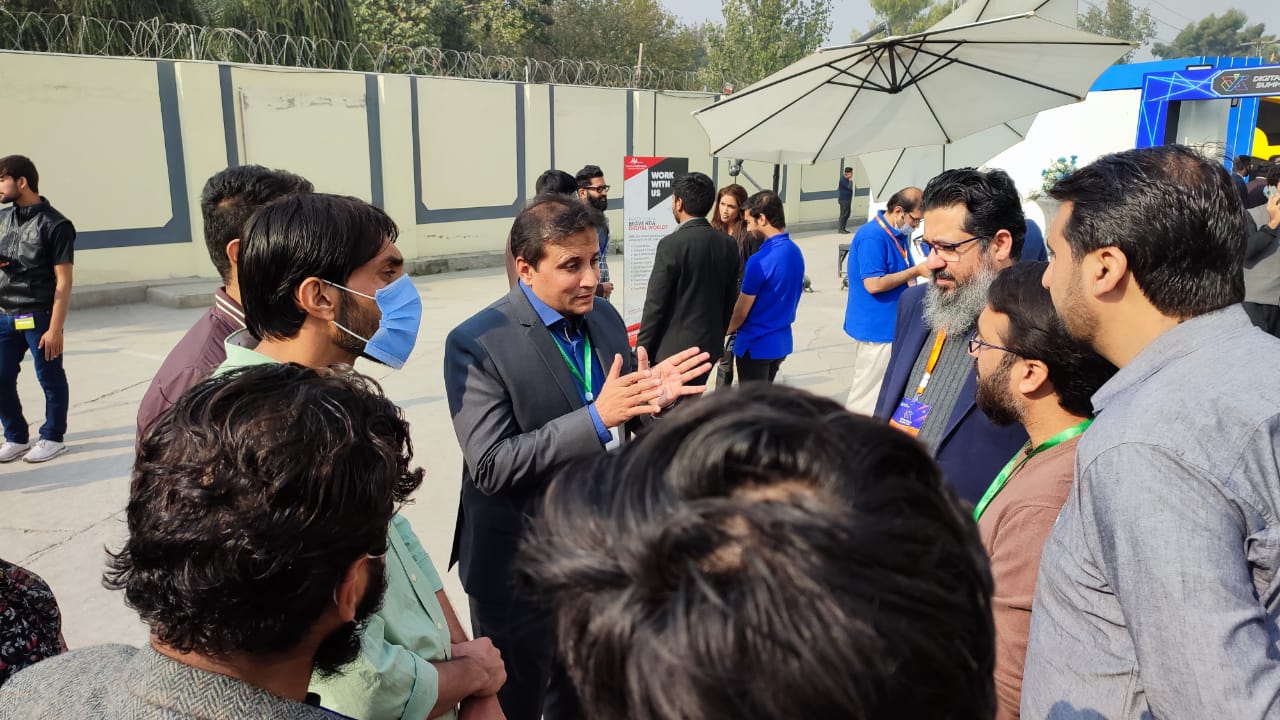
[588,195,607,212]
[923,263,998,333]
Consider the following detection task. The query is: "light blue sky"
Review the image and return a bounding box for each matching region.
[664,0,1275,51]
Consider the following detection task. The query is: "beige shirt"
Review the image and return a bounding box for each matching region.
[978,436,1079,720]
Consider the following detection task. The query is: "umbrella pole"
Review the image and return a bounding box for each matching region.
[772,164,780,192]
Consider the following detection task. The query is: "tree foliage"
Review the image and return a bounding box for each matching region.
[708,0,833,87]
[863,0,950,38]
[1078,0,1156,63]
[1151,9,1277,60]
[529,0,705,71]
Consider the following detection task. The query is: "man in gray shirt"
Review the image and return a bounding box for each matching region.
[1025,144,1280,719]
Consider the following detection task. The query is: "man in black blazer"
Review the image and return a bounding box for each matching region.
[637,172,740,385]
[444,193,709,720]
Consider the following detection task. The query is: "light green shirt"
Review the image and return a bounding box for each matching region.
[214,332,456,719]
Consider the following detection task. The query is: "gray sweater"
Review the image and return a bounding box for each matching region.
[1244,221,1280,306]
[0,644,342,719]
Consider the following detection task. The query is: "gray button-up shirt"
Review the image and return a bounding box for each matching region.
[1022,305,1280,719]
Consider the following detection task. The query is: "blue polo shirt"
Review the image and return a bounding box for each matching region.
[735,232,805,361]
[519,281,611,445]
[843,211,911,343]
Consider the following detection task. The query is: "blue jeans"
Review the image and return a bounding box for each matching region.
[0,310,68,443]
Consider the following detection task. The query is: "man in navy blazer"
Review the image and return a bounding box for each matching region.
[873,168,1029,504]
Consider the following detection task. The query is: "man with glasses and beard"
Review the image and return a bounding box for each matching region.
[220,193,506,720]
[968,262,1116,720]
[0,363,420,718]
[873,168,1030,503]
[576,165,613,299]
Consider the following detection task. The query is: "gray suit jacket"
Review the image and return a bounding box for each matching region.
[0,644,340,718]
[444,284,640,601]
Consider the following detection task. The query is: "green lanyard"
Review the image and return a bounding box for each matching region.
[972,419,1093,522]
[552,327,594,402]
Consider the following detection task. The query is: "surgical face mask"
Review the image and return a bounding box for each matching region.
[326,274,422,369]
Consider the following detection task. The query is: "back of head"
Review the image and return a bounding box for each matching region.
[0,154,39,194]
[239,193,397,341]
[988,263,1117,416]
[575,164,604,189]
[510,192,605,266]
[1266,161,1280,187]
[922,168,1025,257]
[744,189,786,230]
[1236,155,1254,175]
[673,172,716,217]
[109,363,423,659]
[886,187,922,214]
[200,165,314,283]
[535,169,578,196]
[1048,144,1245,318]
[521,383,994,720]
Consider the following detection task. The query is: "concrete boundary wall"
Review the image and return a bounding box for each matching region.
[2,50,855,287]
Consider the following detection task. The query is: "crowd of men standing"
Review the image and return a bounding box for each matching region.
[2,142,1280,720]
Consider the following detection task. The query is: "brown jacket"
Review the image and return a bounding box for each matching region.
[978,436,1079,720]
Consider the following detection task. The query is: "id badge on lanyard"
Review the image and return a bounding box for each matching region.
[889,330,947,436]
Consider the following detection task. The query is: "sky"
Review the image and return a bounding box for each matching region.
[664,0,1276,51]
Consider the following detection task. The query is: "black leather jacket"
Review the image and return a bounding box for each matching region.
[0,198,75,313]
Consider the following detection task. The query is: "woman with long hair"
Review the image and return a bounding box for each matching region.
[711,183,759,390]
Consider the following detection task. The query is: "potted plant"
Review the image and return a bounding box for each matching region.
[1029,155,1077,225]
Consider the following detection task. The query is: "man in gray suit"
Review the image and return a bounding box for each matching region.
[0,363,422,718]
[445,193,710,720]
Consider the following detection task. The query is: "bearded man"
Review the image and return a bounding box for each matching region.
[872,167,1031,503]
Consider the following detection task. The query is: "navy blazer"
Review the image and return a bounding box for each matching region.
[873,284,1029,504]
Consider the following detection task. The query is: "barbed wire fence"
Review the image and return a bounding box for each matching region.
[0,9,735,92]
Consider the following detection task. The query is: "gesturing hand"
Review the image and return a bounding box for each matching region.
[593,353,665,428]
[637,345,712,411]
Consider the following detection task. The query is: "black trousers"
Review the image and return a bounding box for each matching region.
[469,596,582,720]
[736,350,784,383]
[838,199,852,232]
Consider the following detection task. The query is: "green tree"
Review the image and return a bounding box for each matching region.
[707,0,832,87]
[0,0,204,23]
[465,0,553,56]
[862,0,950,38]
[1078,0,1156,63]
[530,0,705,71]
[349,0,469,51]
[1152,9,1277,60]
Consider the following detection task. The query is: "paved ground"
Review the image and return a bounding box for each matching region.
[0,229,858,648]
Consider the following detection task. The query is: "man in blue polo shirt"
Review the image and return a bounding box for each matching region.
[726,190,805,383]
[842,187,926,414]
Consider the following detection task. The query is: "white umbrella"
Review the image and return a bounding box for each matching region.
[858,114,1036,199]
[693,11,1133,164]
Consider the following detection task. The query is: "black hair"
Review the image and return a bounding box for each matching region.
[575,164,605,188]
[922,168,1026,258]
[535,169,578,196]
[987,263,1117,417]
[106,363,423,658]
[673,172,716,217]
[510,193,605,266]
[1235,155,1254,175]
[200,165,314,283]
[239,193,397,341]
[844,167,853,173]
[744,189,786,229]
[1049,144,1246,317]
[1265,162,1280,187]
[885,187,921,214]
[0,155,39,193]
[521,383,994,720]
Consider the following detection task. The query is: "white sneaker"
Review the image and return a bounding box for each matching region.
[22,439,67,463]
[0,441,30,463]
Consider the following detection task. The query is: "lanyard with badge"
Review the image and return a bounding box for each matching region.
[874,213,909,262]
[972,419,1092,522]
[552,328,594,401]
[889,330,947,436]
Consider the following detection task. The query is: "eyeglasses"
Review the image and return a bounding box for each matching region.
[907,213,923,225]
[585,185,610,194]
[922,236,984,261]
[967,329,1016,356]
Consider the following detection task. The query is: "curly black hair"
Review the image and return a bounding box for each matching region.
[106,363,423,657]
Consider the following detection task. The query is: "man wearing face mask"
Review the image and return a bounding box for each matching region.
[841,187,927,415]
[220,193,507,720]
